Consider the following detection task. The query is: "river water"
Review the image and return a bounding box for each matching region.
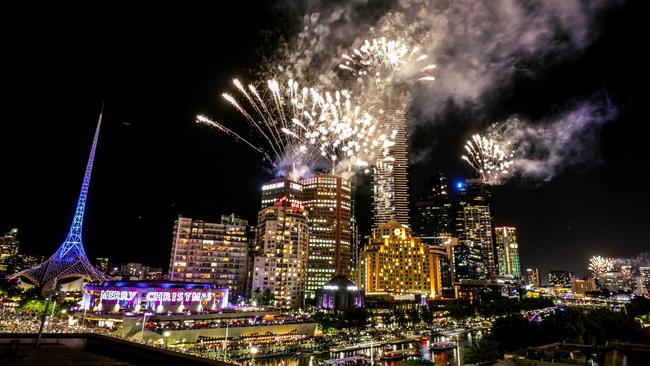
[250,330,484,366]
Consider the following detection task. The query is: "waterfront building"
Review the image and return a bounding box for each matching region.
[364,220,442,298]
[168,215,249,299]
[300,174,353,297]
[251,178,309,308]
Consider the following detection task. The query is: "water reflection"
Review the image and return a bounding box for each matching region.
[250,331,482,366]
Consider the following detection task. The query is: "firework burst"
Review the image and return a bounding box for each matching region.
[198,78,395,179]
[461,133,514,184]
[339,37,436,86]
[589,256,614,276]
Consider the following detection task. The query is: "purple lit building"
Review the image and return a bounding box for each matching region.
[316,275,363,311]
[82,281,229,314]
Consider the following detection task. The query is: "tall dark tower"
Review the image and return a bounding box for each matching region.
[10,107,110,285]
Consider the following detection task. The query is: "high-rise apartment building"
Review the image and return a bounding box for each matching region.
[364,220,442,298]
[300,174,353,297]
[454,179,496,276]
[168,215,250,299]
[371,90,410,229]
[0,228,20,274]
[495,227,521,277]
[251,178,309,308]
[526,268,541,287]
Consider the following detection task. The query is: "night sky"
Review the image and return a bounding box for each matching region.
[1,2,647,280]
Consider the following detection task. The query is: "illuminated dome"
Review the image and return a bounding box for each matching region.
[316,275,363,311]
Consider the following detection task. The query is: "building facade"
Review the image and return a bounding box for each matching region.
[495,226,521,277]
[526,267,541,287]
[413,173,453,239]
[168,215,249,299]
[371,88,410,229]
[0,228,20,274]
[364,220,442,298]
[454,179,496,276]
[251,178,309,308]
[300,174,353,297]
[549,271,575,287]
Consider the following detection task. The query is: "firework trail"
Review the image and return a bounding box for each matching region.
[339,37,436,87]
[589,256,614,276]
[461,133,514,184]
[198,78,395,179]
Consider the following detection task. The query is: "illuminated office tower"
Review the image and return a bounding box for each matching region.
[495,227,521,277]
[300,174,353,297]
[94,257,111,275]
[364,220,442,298]
[168,215,249,299]
[0,228,20,274]
[371,90,410,228]
[260,178,303,209]
[252,179,309,308]
[526,268,541,287]
[454,179,496,276]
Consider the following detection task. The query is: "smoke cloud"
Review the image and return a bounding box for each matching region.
[495,96,617,182]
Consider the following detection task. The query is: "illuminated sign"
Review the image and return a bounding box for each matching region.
[262,182,284,191]
[145,291,213,303]
[100,290,138,301]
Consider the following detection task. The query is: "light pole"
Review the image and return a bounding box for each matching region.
[36,277,57,347]
[223,321,229,361]
[141,312,152,341]
[250,344,258,366]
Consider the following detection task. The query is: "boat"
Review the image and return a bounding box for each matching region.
[318,355,368,365]
[379,347,419,360]
[430,341,456,350]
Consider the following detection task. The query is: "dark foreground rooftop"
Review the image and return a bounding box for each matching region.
[0,334,235,366]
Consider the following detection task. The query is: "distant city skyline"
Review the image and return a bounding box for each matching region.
[1,1,646,279]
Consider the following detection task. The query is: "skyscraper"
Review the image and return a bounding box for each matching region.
[252,178,309,308]
[94,257,111,275]
[168,215,249,299]
[495,227,521,277]
[526,268,541,287]
[0,228,20,274]
[371,89,410,229]
[413,174,452,239]
[364,220,442,298]
[454,179,496,276]
[450,239,485,282]
[300,174,353,297]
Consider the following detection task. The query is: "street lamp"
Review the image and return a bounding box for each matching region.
[141,312,153,341]
[250,344,258,366]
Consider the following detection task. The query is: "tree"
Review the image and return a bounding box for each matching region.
[463,338,501,365]
[626,296,650,318]
[261,288,275,305]
[251,288,262,305]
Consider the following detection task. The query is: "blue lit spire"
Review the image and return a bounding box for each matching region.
[10,106,111,285]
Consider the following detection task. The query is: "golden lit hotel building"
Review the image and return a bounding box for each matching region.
[300,174,353,297]
[364,220,442,298]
